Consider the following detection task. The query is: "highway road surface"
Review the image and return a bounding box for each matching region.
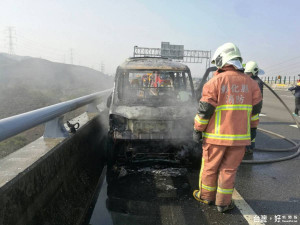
[85,87,300,225]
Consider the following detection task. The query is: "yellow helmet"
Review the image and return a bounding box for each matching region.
[245,61,259,76]
[297,82,300,86]
[211,42,242,68]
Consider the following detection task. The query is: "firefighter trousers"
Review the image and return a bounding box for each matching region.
[198,143,245,206]
[294,97,300,115]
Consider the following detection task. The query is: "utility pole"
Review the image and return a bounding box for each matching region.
[70,48,73,64]
[100,61,105,74]
[7,26,16,55]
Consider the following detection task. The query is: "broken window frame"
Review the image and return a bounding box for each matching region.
[114,68,195,104]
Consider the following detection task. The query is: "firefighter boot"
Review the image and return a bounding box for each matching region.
[245,145,253,155]
[217,201,235,213]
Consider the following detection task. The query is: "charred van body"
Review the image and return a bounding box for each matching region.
[107,57,198,163]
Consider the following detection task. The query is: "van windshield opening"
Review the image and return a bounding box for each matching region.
[117,70,193,105]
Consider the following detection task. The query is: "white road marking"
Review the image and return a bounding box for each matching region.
[279,95,294,98]
[232,189,265,225]
[290,125,298,128]
[259,113,266,116]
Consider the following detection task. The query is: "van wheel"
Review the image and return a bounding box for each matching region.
[106,137,117,167]
[190,143,202,169]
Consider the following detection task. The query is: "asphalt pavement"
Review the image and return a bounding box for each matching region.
[235,88,300,225]
[86,87,300,225]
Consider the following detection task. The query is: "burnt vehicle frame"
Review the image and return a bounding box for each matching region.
[106,57,199,163]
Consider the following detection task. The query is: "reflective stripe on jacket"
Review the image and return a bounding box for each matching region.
[194,66,262,146]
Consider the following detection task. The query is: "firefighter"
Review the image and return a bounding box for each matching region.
[244,61,264,154]
[288,82,300,116]
[192,43,262,213]
[244,61,264,96]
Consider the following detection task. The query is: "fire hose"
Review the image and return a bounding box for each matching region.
[242,80,300,164]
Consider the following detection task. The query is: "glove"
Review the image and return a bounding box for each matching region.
[193,130,202,143]
[250,128,257,141]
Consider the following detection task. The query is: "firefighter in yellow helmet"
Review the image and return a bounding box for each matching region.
[244,61,264,155]
[244,61,264,96]
[192,43,262,213]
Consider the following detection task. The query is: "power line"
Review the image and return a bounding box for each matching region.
[15,35,67,57]
[14,33,73,64]
[16,33,65,53]
[263,55,300,70]
[270,68,300,76]
[268,68,300,76]
[16,42,66,63]
[17,46,61,62]
[265,60,300,73]
[266,61,300,74]
[2,29,85,67]
[16,39,64,57]
[267,65,300,75]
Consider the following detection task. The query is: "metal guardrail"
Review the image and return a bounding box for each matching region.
[263,75,300,85]
[0,89,112,142]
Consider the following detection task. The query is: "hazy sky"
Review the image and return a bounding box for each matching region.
[0,0,299,77]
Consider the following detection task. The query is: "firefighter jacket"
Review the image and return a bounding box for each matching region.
[288,85,300,98]
[251,75,264,97]
[194,66,262,146]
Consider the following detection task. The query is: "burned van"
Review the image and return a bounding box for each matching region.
[107,57,198,163]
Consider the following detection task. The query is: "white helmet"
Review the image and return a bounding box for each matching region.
[244,61,261,76]
[211,42,242,68]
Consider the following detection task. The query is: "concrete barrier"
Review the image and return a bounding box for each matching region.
[0,112,107,225]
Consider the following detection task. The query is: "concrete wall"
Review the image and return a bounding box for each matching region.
[0,113,107,225]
